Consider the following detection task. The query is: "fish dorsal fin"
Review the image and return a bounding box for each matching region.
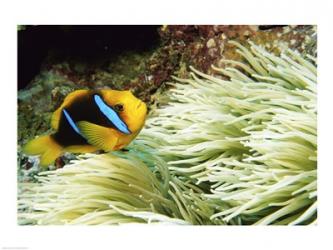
[93,94,131,135]
[77,121,118,151]
[51,90,89,130]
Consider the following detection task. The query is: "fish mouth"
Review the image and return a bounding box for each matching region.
[136,101,147,115]
[136,101,143,109]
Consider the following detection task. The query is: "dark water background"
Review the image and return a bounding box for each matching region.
[18,25,160,90]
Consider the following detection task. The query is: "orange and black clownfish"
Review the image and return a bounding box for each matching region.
[23,89,147,167]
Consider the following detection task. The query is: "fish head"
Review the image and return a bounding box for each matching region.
[101,90,147,133]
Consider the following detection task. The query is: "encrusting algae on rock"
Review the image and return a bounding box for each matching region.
[18,40,317,225]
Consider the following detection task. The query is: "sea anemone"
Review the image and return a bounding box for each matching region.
[18,40,317,225]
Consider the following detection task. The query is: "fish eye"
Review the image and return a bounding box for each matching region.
[114,104,124,112]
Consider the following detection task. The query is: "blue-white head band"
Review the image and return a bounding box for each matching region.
[94,94,131,134]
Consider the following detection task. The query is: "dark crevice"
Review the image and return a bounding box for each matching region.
[18,25,161,90]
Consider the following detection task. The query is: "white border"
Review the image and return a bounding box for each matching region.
[1,0,332,249]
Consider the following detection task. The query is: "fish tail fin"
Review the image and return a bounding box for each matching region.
[22,135,63,167]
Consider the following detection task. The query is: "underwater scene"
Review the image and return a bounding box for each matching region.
[17,25,317,225]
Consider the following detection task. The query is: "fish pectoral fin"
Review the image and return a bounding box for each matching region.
[77,121,118,151]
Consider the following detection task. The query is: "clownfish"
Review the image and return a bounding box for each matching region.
[23,89,147,167]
